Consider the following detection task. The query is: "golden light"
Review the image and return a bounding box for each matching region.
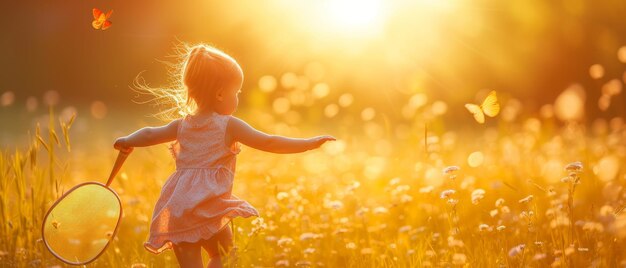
[325,0,386,33]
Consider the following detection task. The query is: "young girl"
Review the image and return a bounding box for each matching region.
[114,44,335,268]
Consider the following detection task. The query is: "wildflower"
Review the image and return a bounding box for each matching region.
[447,198,459,205]
[295,260,312,267]
[565,161,583,172]
[490,209,499,217]
[578,247,589,252]
[471,189,486,204]
[599,205,614,217]
[131,264,147,268]
[496,225,506,231]
[355,207,370,217]
[583,222,604,233]
[443,166,460,174]
[500,206,511,214]
[452,253,467,265]
[478,224,491,232]
[346,242,357,249]
[508,244,525,257]
[419,185,434,193]
[447,236,464,247]
[532,253,547,261]
[324,200,343,210]
[519,195,534,204]
[398,225,411,233]
[550,215,570,228]
[440,189,456,199]
[373,206,389,214]
[303,247,315,254]
[277,237,294,247]
[276,192,289,200]
[299,232,319,241]
[276,260,290,266]
[495,198,505,207]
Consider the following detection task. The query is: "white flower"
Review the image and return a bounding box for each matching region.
[518,195,534,204]
[478,224,491,232]
[471,189,486,204]
[564,161,583,172]
[276,192,289,200]
[299,232,319,241]
[419,185,435,193]
[440,189,456,199]
[373,206,389,214]
[443,166,460,174]
[508,244,525,257]
[495,198,505,207]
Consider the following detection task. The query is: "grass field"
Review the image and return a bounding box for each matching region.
[1,91,625,268]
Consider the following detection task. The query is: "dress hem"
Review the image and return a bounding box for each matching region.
[143,208,259,255]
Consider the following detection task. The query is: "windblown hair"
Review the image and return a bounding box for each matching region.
[132,42,243,121]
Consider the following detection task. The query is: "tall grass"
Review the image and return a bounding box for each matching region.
[0,108,74,267]
[1,107,626,267]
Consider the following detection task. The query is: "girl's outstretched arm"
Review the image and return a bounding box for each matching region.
[114,119,181,150]
[226,116,335,154]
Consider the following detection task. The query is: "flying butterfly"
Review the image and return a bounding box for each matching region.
[92,8,113,30]
[465,90,500,124]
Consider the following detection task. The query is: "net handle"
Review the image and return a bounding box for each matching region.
[105,149,132,187]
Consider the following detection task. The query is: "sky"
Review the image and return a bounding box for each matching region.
[1,0,626,134]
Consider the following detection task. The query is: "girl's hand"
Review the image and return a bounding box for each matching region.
[308,135,336,150]
[113,137,134,154]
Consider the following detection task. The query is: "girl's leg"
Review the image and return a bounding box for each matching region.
[201,226,234,268]
[173,241,203,268]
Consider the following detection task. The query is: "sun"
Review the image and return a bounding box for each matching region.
[325,0,385,33]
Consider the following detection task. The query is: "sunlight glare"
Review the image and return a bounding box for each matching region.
[326,0,385,32]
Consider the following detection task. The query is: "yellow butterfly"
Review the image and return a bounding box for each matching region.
[465,90,500,124]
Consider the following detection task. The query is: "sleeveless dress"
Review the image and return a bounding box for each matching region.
[144,111,259,254]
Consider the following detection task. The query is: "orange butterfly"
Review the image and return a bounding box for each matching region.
[92,8,113,30]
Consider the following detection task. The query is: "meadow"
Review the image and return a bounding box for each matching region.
[1,67,626,267]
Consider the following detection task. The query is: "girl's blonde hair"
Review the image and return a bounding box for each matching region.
[133,42,243,120]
